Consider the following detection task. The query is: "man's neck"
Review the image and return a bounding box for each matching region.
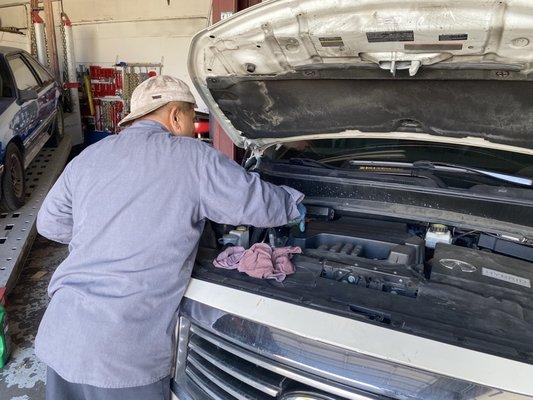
[138,116,174,135]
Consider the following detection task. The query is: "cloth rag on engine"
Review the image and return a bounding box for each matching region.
[213,243,301,282]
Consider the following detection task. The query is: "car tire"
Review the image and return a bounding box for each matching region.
[47,106,65,147]
[0,143,26,211]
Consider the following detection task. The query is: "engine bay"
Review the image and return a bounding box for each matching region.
[194,206,533,364]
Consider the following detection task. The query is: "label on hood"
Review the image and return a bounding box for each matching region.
[319,36,345,47]
[482,267,531,288]
[439,33,468,41]
[366,30,414,43]
[405,44,463,51]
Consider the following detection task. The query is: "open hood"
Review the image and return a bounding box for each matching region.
[188,0,533,152]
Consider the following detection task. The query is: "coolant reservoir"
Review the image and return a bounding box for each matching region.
[425,224,452,249]
[219,226,249,248]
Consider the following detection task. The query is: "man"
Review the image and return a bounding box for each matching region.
[35,75,305,400]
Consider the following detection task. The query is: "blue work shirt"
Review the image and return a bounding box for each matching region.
[35,120,303,388]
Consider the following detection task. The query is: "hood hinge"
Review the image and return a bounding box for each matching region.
[243,145,265,170]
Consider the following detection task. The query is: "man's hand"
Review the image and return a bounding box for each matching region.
[288,203,306,232]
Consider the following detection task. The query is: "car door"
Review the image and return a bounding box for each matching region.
[7,54,42,163]
[23,52,58,128]
[7,53,55,167]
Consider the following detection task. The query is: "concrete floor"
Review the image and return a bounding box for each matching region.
[0,236,68,400]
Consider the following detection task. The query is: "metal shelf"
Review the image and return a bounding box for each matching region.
[0,136,72,301]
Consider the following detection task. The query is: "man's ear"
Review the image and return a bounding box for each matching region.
[169,105,181,133]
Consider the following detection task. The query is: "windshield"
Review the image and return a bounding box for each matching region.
[265,139,533,191]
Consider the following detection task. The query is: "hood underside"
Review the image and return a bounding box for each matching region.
[188,0,533,151]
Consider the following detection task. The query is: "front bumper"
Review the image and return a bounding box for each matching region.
[172,297,527,400]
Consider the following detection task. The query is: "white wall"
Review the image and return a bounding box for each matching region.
[0,0,211,111]
[0,31,30,51]
[0,3,27,28]
[64,0,211,111]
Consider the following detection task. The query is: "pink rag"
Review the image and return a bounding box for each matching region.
[213,243,301,282]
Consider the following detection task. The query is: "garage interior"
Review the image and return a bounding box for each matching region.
[0,1,260,399]
[0,1,530,399]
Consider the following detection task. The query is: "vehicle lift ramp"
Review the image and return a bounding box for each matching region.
[0,137,71,303]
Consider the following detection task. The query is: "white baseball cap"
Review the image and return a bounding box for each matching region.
[118,75,196,127]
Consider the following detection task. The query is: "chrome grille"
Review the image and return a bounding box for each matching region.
[181,323,373,400]
[176,299,533,400]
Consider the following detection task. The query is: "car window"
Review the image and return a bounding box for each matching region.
[0,60,14,98]
[24,55,54,85]
[8,56,39,91]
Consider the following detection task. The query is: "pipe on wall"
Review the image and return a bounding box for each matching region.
[32,10,47,65]
[69,15,209,26]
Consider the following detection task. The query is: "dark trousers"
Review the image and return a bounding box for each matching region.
[46,367,171,400]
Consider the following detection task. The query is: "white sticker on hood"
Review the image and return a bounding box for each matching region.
[482,267,531,288]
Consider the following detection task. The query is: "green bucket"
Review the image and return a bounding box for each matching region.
[0,304,11,368]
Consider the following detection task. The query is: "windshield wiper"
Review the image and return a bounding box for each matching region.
[348,160,533,187]
[282,157,448,187]
[287,158,336,169]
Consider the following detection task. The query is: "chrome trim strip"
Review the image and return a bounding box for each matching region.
[188,339,281,396]
[174,317,191,381]
[185,366,232,400]
[187,354,269,400]
[189,324,378,400]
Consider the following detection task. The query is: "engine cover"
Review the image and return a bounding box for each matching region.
[287,218,424,298]
[429,243,533,305]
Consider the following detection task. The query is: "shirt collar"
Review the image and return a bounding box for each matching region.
[129,119,170,133]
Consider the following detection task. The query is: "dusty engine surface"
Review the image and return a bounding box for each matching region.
[283,216,533,306]
[285,217,425,298]
[196,211,533,363]
[429,243,533,305]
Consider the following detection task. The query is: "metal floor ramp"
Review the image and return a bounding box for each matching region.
[0,137,71,301]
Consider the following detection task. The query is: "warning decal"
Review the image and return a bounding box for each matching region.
[367,30,414,43]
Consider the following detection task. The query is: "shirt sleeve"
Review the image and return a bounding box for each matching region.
[198,145,304,228]
[36,161,75,244]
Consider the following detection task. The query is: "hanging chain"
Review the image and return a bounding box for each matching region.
[101,101,112,131]
[59,14,72,112]
[29,21,37,57]
[123,67,141,112]
[29,0,38,57]
[122,65,162,113]
[43,22,51,69]
[58,0,72,111]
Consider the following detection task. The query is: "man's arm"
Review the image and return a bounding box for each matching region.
[198,146,303,227]
[36,161,75,244]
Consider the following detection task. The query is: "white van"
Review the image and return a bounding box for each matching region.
[174,1,533,399]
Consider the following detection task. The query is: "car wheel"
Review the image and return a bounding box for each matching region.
[0,142,26,211]
[47,106,65,147]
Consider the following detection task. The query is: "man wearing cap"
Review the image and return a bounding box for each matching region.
[35,75,306,400]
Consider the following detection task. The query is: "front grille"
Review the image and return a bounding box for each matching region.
[177,300,532,400]
[181,323,372,400]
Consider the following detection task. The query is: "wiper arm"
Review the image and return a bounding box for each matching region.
[349,160,533,187]
[288,158,447,187]
[288,158,336,169]
[414,161,533,187]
